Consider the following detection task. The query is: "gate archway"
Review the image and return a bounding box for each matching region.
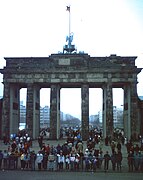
[0,53,142,140]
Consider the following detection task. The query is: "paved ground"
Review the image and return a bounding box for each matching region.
[0,170,143,180]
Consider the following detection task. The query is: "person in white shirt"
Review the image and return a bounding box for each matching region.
[36,151,43,170]
[70,153,76,171]
[57,151,65,170]
[65,155,70,170]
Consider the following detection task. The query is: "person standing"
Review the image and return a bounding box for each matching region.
[57,151,65,171]
[65,154,70,170]
[74,154,80,171]
[93,156,98,172]
[42,152,48,170]
[0,150,3,170]
[3,150,8,170]
[30,151,36,171]
[117,142,122,152]
[48,152,55,171]
[116,151,122,171]
[70,152,76,171]
[104,151,111,172]
[13,150,19,169]
[98,151,103,169]
[38,136,43,149]
[20,152,26,170]
[127,151,134,172]
[111,151,117,171]
[134,152,140,171]
[36,151,43,170]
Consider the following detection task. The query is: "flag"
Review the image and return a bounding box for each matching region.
[66,6,70,12]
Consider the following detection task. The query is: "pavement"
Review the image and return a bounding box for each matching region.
[0,170,143,180]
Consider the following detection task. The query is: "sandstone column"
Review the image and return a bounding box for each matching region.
[124,82,139,140]
[26,84,40,139]
[2,83,20,138]
[33,86,40,139]
[81,84,89,140]
[123,85,131,139]
[140,101,143,135]
[130,82,139,139]
[102,85,107,138]
[9,85,20,135]
[103,82,113,138]
[50,85,60,140]
[1,82,10,137]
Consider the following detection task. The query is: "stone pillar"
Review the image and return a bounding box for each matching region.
[102,85,106,138]
[81,84,89,140]
[1,82,10,138]
[33,86,40,139]
[140,101,143,135]
[1,83,20,137]
[26,84,40,139]
[0,99,2,139]
[103,83,113,138]
[9,85,20,135]
[130,82,139,140]
[124,82,139,140]
[123,85,131,139]
[50,85,60,140]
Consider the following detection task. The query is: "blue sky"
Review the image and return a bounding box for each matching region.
[0,0,143,118]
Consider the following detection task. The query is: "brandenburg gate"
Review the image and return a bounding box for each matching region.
[0,53,142,140]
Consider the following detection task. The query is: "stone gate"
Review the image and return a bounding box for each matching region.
[0,53,142,140]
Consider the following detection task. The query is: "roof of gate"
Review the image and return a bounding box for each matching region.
[0,54,142,75]
[2,54,138,67]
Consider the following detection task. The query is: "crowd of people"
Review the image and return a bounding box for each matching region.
[0,128,143,173]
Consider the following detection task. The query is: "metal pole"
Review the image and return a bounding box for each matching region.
[66,6,71,47]
[68,6,71,48]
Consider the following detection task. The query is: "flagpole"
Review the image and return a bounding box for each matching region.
[64,5,75,54]
[68,6,71,47]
